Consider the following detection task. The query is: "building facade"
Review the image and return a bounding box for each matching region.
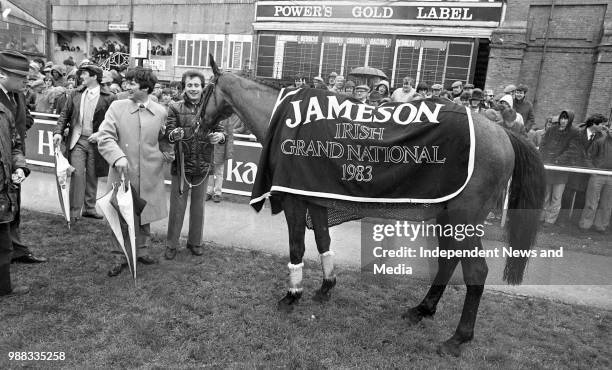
[46,0,612,126]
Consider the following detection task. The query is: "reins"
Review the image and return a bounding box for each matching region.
[176,79,218,194]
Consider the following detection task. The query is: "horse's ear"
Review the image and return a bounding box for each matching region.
[209,54,220,76]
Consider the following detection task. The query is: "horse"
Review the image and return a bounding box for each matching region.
[200,55,546,357]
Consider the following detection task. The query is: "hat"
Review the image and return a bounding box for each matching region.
[29,79,44,88]
[460,91,471,100]
[77,59,92,68]
[328,71,338,78]
[431,83,443,90]
[44,61,53,68]
[78,64,103,80]
[51,64,66,76]
[29,61,40,71]
[355,84,370,92]
[101,70,113,84]
[470,88,484,101]
[451,81,463,88]
[0,50,30,76]
[313,76,324,83]
[484,89,494,96]
[503,84,516,94]
[464,83,474,89]
[344,80,355,88]
[499,94,514,108]
[484,109,502,123]
[516,84,528,92]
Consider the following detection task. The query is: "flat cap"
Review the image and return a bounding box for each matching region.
[451,80,463,88]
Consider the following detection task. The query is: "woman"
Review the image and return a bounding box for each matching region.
[374,80,390,100]
[539,110,584,225]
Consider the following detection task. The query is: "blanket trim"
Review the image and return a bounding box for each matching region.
[250,92,476,205]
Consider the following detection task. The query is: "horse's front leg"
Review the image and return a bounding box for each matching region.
[308,204,336,303]
[278,195,307,312]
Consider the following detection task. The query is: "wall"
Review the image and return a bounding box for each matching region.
[487,0,612,126]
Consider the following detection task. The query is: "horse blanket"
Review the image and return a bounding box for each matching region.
[250,88,475,213]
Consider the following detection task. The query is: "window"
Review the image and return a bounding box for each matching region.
[228,35,253,71]
[175,34,224,67]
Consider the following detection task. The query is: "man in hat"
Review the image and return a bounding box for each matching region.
[513,84,535,132]
[483,89,495,109]
[327,72,337,90]
[53,64,116,224]
[354,84,369,103]
[464,83,474,97]
[451,80,463,101]
[431,83,443,97]
[503,84,516,98]
[312,76,325,90]
[343,80,355,96]
[0,51,46,290]
[468,88,486,114]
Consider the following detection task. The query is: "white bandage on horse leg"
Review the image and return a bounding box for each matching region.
[320,251,335,280]
[287,262,304,293]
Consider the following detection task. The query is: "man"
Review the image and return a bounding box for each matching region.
[207,117,234,203]
[503,84,516,99]
[164,70,226,260]
[330,75,345,94]
[0,51,46,265]
[293,74,306,89]
[463,83,474,97]
[468,88,486,114]
[513,84,535,132]
[450,80,463,102]
[579,116,612,232]
[343,80,355,96]
[0,50,34,296]
[53,64,116,223]
[312,76,325,89]
[391,77,416,103]
[327,72,337,90]
[97,67,171,276]
[414,82,430,100]
[431,83,443,97]
[483,89,495,109]
[354,85,369,104]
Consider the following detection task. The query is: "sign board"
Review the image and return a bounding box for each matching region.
[130,38,149,59]
[108,23,129,32]
[25,114,262,197]
[143,59,166,71]
[256,0,504,27]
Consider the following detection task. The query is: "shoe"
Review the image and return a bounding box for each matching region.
[82,211,103,219]
[187,243,203,256]
[107,263,125,277]
[12,253,47,264]
[164,247,177,260]
[137,255,158,265]
[212,194,222,203]
[205,193,213,201]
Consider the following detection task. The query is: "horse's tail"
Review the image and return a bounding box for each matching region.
[503,130,546,285]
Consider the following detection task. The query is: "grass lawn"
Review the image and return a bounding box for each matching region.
[0,210,610,368]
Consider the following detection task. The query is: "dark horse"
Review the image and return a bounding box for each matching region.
[201,56,545,357]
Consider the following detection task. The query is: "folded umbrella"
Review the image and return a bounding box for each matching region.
[54,147,74,228]
[110,176,137,282]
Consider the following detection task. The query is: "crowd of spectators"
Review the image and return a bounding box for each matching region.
[150,44,172,56]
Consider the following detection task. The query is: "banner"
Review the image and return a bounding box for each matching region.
[251,88,475,210]
[25,114,262,196]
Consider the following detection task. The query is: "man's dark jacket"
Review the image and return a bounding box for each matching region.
[165,95,225,177]
[514,98,535,132]
[54,85,116,177]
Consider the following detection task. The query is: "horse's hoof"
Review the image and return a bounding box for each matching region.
[312,278,336,303]
[277,291,302,312]
[437,339,462,357]
[401,306,433,325]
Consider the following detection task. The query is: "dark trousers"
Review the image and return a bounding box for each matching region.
[9,186,30,259]
[0,222,13,294]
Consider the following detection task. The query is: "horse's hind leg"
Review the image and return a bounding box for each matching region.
[308,203,336,302]
[278,195,307,312]
[438,238,488,357]
[403,212,460,324]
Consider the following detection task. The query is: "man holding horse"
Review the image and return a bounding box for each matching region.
[163,70,226,260]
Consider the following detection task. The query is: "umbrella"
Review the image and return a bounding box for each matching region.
[348,67,388,80]
[96,175,137,282]
[54,147,74,228]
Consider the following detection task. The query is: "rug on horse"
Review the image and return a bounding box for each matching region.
[250,88,475,213]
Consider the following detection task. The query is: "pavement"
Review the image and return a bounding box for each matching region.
[21,170,612,310]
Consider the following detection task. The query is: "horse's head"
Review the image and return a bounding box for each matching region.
[200,54,234,125]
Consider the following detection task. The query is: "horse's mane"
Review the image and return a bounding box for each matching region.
[233,71,282,91]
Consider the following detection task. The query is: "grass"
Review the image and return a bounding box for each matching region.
[0,210,610,368]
